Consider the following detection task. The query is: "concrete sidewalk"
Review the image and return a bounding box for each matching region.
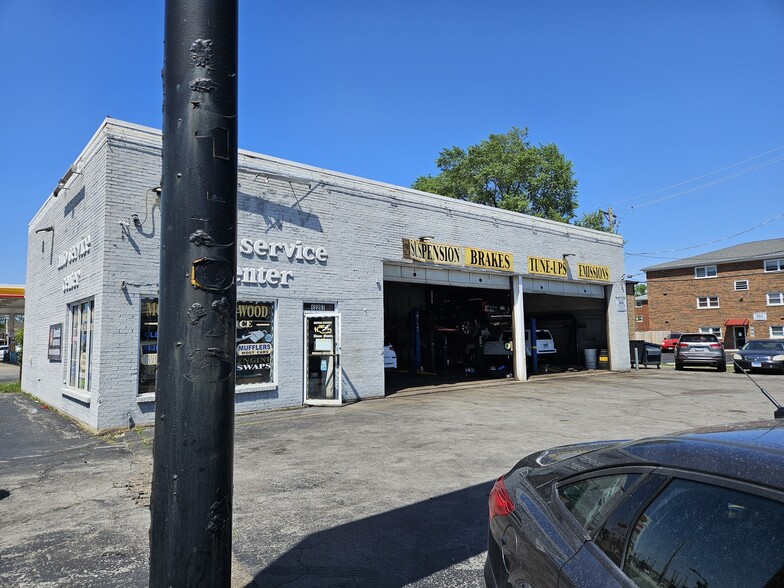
[1,368,782,587]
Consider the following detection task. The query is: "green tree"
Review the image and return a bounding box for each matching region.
[574,210,612,232]
[634,283,647,296]
[414,127,606,227]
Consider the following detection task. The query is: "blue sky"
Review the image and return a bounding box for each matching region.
[2,0,782,285]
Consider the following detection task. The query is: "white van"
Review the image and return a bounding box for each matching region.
[525,329,556,356]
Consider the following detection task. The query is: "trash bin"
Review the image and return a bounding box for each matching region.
[643,343,662,368]
[584,348,597,369]
[629,340,645,368]
[629,340,661,368]
[598,349,609,370]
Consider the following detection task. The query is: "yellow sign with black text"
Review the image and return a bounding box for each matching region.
[527,256,567,278]
[577,263,611,282]
[403,238,514,272]
[465,247,514,271]
[405,239,464,266]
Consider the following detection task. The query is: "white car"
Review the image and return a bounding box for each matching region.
[472,329,557,358]
[383,342,397,369]
[525,329,556,356]
[0,345,7,361]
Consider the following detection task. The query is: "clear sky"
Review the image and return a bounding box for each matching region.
[2,1,782,285]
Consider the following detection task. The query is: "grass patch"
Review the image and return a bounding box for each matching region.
[0,381,22,394]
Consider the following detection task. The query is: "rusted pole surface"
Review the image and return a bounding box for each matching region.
[150,0,238,585]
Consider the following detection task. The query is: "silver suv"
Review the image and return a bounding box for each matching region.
[674,333,726,372]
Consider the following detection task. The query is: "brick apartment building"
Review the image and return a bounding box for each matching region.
[642,238,784,349]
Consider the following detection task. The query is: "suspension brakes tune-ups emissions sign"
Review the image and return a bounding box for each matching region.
[403,238,514,272]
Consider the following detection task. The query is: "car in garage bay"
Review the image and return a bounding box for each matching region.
[732,339,784,374]
[383,340,398,369]
[485,420,784,587]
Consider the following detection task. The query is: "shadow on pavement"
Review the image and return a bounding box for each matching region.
[248,480,492,587]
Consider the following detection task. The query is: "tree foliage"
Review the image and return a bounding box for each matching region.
[413,127,610,230]
[574,210,612,232]
[634,283,647,296]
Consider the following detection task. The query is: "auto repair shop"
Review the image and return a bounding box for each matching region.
[24,119,630,431]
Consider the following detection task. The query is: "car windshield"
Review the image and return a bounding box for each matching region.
[742,341,784,352]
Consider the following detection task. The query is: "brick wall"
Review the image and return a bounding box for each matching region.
[647,260,784,348]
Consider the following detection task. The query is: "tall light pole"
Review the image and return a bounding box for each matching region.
[150,0,238,585]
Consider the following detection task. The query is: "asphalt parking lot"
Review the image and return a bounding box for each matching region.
[2,366,783,587]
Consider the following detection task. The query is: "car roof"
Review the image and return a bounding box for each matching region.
[620,420,784,490]
[528,420,784,493]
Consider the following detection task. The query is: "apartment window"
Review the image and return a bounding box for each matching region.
[635,300,642,307]
[771,326,784,338]
[767,292,784,306]
[764,259,784,272]
[694,265,717,279]
[699,326,722,338]
[636,315,644,322]
[697,296,720,309]
[68,299,94,391]
[734,280,749,291]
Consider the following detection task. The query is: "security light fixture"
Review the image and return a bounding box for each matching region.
[418,236,434,241]
[562,253,575,259]
[35,226,54,234]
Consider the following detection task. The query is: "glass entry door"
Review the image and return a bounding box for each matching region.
[304,313,341,405]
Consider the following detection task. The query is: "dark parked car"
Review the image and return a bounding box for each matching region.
[675,333,726,371]
[485,420,784,588]
[660,332,683,352]
[732,339,784,374]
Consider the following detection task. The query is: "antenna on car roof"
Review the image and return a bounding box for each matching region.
[732,359,784,419]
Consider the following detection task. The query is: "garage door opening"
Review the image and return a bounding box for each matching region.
[523,293,607,375]
[384,281,515,391]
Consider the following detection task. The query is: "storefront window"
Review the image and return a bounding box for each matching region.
[236,301,275,386]
[139,298,158,394]
[137,299,275,394]
[68,300,94,391]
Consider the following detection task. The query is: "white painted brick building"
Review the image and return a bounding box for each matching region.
[25,119,630,432]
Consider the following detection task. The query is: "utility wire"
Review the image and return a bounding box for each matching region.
[611,145,784,208]
[618,155,784,212]
[626,214,784,256]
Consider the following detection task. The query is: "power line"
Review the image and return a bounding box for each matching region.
[611,145,784,208]
[617,155,784,212]
[626,214,784,256]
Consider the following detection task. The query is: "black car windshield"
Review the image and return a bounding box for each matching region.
[742,341,784,352]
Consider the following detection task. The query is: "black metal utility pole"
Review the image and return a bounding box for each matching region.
[150,0,238,586]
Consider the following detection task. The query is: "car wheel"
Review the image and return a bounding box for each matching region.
[718,362,726,372]
[459,319,479,337]
[734,365,742,374]
[675,361,683,371]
